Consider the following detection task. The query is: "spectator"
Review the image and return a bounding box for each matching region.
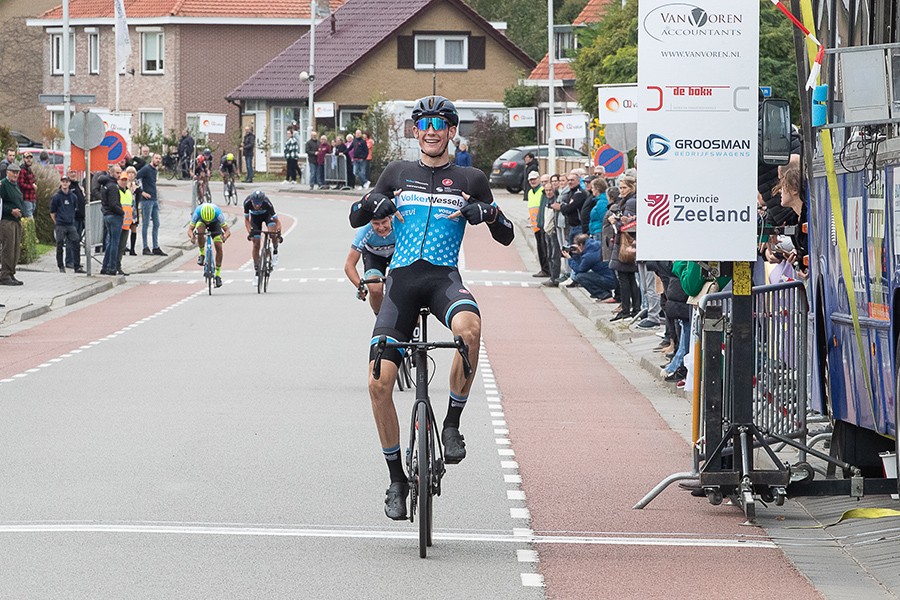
[587,177,609,240]
[306,131,319,190]
[0,163,24,285]
[521,152,538,201]
[125,165,142,256]
[455,142,472,167]
[115,172,135,275]
[563,233,618,300]
[50,174,81,274]
[177,129,194,179]
[541,174,563,287]
[317,135,332,190]
[343,133,355,189]
[0,148,16,180]
[68,168,86,272]
[608,175,640,320]
[99,170,125,276]
[129,146,150,172]
[284,127,300,185]
[352,129,368,189]
[525,171,549,278]
[17,151,36,217]
[664,261,696,383]
[38,150,50,166]
[136,153,166,256]
[559,170,587,247]
[242,126,256,183]
[364,131,374,186]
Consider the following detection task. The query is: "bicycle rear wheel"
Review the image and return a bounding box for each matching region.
[417,402,430,558]
[264,248,271,292]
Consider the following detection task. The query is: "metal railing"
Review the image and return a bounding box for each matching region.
[323,155,351,189]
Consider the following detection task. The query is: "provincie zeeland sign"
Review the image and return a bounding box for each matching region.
[637,0,759,261]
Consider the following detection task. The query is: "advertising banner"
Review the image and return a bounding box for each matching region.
[598,85,640,124]
[197,113,227,134]
[98,112,131,148]
[508,108,536,128]
[314,102,335,119]
[549,113,588,140]
[637,0,759,261]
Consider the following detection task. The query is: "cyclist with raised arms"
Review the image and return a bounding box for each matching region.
[243,190,281,273]
[348,96,514,520]
[188,202,231,288]
[344,195,396,315]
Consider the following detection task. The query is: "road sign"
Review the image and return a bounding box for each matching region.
[760,86,772,97]
[594,144,625,177]
[39,94,97,104]
[101,131,128,163]
[68,111,106,149]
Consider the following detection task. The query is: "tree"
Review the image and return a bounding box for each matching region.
[556,0,589,24]
[359,97,403,182]
[759,1,800,117]
[502,82,539,145]
[463,0,548,61]
[0,125,17,155]
[466,113,530,176]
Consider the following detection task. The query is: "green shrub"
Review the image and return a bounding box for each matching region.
[466,113,530,177]
[19,217,39,264]
[32,164,59,244]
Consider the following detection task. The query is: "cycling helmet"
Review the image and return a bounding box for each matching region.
[197,155,206,163]
[200,203,216,222]
[226,153,234,161]
[411,95,459,127]
[249,190,267,204]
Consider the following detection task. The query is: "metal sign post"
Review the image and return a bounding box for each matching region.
[68,110,106,276]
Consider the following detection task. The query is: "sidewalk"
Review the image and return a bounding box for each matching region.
[492,189,900,600]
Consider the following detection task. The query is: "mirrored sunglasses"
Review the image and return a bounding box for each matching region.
[415,117,449,131]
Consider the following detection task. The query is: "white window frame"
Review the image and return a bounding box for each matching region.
[269,107,302,157]
[339,108,366,131]
[51,32,76,75]
[554,29,577,62]
[414,35,468,70]
[88,31,100,74]
[140,30,165,74]
[140,110,164,137]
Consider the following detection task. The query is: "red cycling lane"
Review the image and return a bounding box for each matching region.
[462,227,820,599]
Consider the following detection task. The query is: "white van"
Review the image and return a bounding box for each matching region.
[381,100,506,161]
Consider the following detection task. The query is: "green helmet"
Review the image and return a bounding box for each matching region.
[200,203,216,222]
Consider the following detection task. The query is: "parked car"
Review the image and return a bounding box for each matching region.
[490,145,588,193]
[19,149,68,176]
[11,130,42,149]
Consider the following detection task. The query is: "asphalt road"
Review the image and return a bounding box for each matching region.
[0,186,543,598]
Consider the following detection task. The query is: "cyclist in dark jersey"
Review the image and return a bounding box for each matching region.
[243,190,281,273]
[348,95,514,520]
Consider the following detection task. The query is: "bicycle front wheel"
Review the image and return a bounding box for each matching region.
[264,249,271,293]
[417,402,430,558]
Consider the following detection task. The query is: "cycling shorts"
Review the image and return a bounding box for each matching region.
[196,220,224,240]
[249,213,278,235]
[362,248,391,279]
[369,259,479,365]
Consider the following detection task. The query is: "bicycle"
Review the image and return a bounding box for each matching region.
[372,309,471,558]
[250,230,276,294]
[223,174,238,206]
[160,152,179,180]
[358,276,414,391]
[191,229,218,295]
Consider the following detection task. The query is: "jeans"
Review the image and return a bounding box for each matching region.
[544,231,561,282]
[102,214,123,272]
[665,317,692,373]
[353,160,366,187]
[638,263,662,321]
[23,201,35,218]
[573,268,617,299]
[307,158,317,187]
[55,224,80,269]
[534,230,549,274]
[317,164,326,187]
[141,200,160,250]
[244,155,254,182]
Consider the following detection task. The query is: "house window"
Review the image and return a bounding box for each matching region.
[415,35,467,70]
[339,108,366,131]
[51,33,76,75]
[185,113,208,146]
[88,33,100,74]
[269,107,301,156]
[141,31,164,74]
[554,29,576,61]
[48,109,72,149]
[140,111,164,137]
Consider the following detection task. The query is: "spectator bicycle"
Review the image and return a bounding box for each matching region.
[223,173,238,206]
[251,230,276,294]
[372,308,471,558]
[358,276,414,391]
[160,152,180,180]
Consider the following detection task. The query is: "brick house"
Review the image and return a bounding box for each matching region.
[227,0,535,172]
[28,0,344,161]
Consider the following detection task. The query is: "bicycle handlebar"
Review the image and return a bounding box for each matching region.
[372,335,471,380]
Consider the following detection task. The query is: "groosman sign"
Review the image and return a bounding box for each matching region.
[637,0,759,261]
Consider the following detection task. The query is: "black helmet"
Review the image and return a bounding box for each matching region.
[250,190,267,204]
[411,96,459,127]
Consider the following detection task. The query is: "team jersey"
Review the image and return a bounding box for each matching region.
[193,161,209,177]
[371,161,494,269]
[351,223,395,258]
[243,197,276,221]
[190,204,226,227]
[220,159,237,175]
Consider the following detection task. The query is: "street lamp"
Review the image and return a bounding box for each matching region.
[304,0,319,143]
[300,70,315,143]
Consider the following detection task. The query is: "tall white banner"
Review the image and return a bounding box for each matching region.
[637,0,759,261]
[114,0,131,73]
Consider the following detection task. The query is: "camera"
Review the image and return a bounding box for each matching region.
[562,244,580,254]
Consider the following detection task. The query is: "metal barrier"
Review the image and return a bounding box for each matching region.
[323,155,351,189]
[87,201,104,248]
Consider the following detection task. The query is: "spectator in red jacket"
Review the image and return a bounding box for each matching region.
[316,135,332,190]
[17,151,37,217]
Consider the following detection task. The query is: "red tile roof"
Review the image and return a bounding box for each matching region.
[228,0,535,101]
[573,0,615,25]
[527,54,575,82]
[40,0,345,19]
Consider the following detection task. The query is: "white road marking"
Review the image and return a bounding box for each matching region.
[517,549,539,563]
[510,508,531,519]
[492,420,507,426]
[498,449,515,456]
[494,428,509,435]
[521,573,545,587]
[501,461,518,469]
[507,490,526,501]
[505,474,522,483]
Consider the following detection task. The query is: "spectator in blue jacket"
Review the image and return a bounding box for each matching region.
[563,233,617,300]
[454,142,472,167]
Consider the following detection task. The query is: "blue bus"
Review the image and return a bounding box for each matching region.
[799,1,900,473]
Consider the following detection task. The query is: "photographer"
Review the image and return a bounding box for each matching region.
[562,233,617,301]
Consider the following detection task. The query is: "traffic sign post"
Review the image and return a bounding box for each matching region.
[69,110,105,277]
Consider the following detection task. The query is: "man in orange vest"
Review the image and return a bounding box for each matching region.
[526,170,549,278]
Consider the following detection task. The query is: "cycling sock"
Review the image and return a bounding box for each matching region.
[443,391,468,430]
[199,248,205,256]
[383,445,406,483]
[215,266,221,277]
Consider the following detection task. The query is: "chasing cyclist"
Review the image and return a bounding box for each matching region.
[220,152,238,185]
[192,154,211,208]
[344,197,396,315]
[188,202,231,288]
[348,96,514,520]
[243,190,281,273]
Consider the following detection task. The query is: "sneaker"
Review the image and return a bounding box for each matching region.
[384,482,409,520]
[664,367,687,382]
[152,248,168,256]
[636,319,660,329]
[128,250,137,256]
[676,379,686,388]
[610,311,629,322]
[214,276,223,288]
[566,280,581,288]
[197,255,205,266]
[601,297,618,304]
[541,279,558,287]
[442,427,467,464]
[633,308,648,320]
[282,180,290,185]
[0,278,17,286]
[74,266,86,274]
[116,270,129,276]
[655,339,672,350]
[142,248,152,256]
[532,271,549,278]
[273,246,279,255]
[59,267,66,273]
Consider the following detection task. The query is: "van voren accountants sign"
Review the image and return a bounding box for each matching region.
[637,0,759,261]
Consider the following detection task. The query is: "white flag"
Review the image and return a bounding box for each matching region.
[114,0,131,73]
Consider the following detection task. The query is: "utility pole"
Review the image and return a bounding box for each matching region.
[547,0,556,171]
[62,0,71,169]
[306,0,317,143]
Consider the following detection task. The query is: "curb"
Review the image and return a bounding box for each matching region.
[2,277,123,326]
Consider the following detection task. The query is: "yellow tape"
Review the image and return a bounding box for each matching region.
[799,0,875,412]
[733,262,751,296]
[790,507,900,529]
